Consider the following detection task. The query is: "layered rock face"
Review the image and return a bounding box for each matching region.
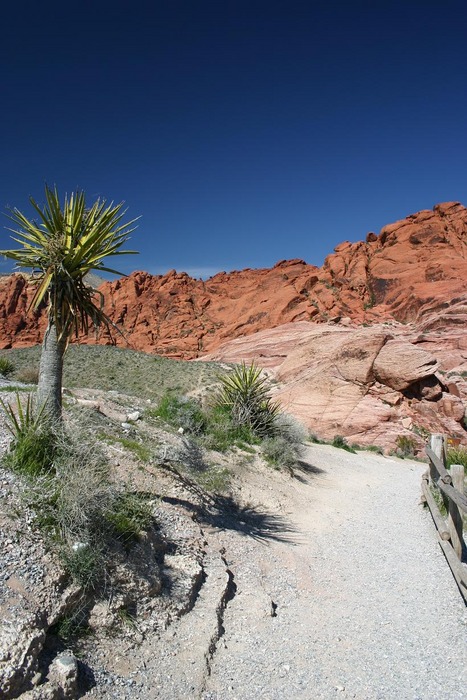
[0,201,465,448]
[204,321,467,451]
[0,201,466,357]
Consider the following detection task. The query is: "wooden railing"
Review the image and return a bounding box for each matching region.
[422,433,467,603]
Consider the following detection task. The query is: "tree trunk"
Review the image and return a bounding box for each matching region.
[37,321,66,422]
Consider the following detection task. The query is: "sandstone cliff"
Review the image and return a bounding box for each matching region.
[0,201,465,357]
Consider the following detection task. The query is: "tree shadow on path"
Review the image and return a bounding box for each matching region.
[289,458,326,484]
[162,493,298,544]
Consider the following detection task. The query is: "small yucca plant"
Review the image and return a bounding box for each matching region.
[0,392,55,476]
[214,362,281,438]
[0,392,45,439]
[0,357,15,377]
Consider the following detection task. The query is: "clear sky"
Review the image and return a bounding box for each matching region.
[1,0,466,278]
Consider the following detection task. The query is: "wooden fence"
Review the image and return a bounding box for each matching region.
[422,434,467,603]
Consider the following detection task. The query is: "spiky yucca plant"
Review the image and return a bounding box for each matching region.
[215,362,281,437]
[1,186,138,421]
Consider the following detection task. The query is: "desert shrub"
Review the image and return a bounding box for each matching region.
[446,446,467,474]
[0,356,15,377]
[363,444,384,455]
[50,606,89,641]
[16,366,40,384]
[148,392,206,434]
[8,417,153,591]
[395,435,417,457]
[263,436,301,470]
[61,544,103,591]
[1,393,56,477]
[332,435,356,454]
[213,362,280,438]
[201,404,260,451]
[274,413,307,442]
[106,492,152,545]
[262,413,306,470]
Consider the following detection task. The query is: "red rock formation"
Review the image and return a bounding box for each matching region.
[0,201,466,357]
[203,321,467,452]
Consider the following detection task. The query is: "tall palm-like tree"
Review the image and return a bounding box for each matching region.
[1,186,138,422]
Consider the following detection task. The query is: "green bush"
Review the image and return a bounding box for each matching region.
[4,426,56,477]
[61,544,103,591]
[1,393,56,477]
[201,404,260,452]
[395,435,417,457]
[446,446,467,474]
[148,392,206,434]
[263,435,301,470]
[213,362,280,438]
[0,356,15,377]
[332,435,356,454]
[16,367,40,384]
[106,492,152,545]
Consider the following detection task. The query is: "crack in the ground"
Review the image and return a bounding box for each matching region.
[200,550,237,694]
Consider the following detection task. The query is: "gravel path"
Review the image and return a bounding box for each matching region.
[1,390,466,700]
[202,445,467,700]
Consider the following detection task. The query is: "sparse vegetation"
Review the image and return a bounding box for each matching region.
[100,432,152,463]
[0,356,15,377]
[332,435,356,454]
[147,392,206,434]
[3,345,224,401]
[362,444,384,455]
[2,406,153,592]
[413,424,430,441]
[395,434,417,458]
[446,445,467,475]
[213,362,281,438]
[15,366,39,384]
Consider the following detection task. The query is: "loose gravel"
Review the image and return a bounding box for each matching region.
[202,445,467,700]
[0,384,466,699]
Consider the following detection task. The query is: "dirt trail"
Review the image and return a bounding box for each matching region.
[195,445,467,700]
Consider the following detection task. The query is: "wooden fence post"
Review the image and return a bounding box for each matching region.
[448,464,465,560]
[430,434,445,482]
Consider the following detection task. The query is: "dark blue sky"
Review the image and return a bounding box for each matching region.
[1,0,466,278]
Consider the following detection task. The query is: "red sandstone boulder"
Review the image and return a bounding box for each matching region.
[204,321,467,451]
[373,341,439,391]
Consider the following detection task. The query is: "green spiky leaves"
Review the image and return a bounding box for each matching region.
[1,185,138,340]
[214,362,281,438]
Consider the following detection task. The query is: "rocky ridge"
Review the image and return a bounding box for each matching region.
[0,201,466,358]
